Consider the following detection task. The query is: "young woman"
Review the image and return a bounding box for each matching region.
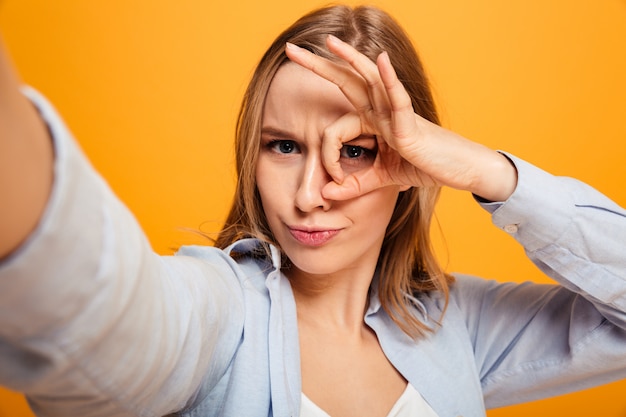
[1,5,625,417]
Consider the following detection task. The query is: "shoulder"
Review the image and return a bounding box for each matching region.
[174,238,279,292]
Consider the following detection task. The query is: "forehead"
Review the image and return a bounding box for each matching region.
[262,62,355,128]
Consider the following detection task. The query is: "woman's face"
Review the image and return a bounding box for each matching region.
[256,62,403,282]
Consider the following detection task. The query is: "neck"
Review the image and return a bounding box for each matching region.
[288,265,376,334]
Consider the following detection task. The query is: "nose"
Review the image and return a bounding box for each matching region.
[295,153,332,212]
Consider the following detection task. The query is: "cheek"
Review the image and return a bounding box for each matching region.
[256,159,276,198]
[356,188,400,226]
[255,165,274,215]
[255,162,268,201]
[255,159,293,216]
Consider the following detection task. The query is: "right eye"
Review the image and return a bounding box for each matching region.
[268,140,299,154]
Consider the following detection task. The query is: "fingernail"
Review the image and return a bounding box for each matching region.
[379,50,391,65]
[327,34,341,45]
[285,42,300,52]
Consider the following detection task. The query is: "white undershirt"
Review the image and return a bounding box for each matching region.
[300,383,440,417]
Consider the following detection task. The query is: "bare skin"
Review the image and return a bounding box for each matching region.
[297,301,407,417]
[0,37,53,259]
[294,259,407,417]
[292,265,406,416]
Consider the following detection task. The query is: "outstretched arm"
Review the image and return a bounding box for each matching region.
[0,35,244,417]
[0,36,53,259]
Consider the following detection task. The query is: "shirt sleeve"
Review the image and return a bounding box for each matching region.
[0,88,244,417]
[484,153,626,317]
[460,153,626,407]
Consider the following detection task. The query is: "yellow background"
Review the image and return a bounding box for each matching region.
[1,0,625,415]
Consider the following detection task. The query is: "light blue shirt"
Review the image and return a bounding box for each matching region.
[1,88,625,417]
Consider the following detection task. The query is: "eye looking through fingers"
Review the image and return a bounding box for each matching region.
[339,137,377,173]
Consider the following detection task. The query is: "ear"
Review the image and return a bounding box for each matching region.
[399,184,412,192]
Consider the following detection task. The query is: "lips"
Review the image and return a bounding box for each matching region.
[288,227,340,246]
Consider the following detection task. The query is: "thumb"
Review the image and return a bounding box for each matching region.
[321,168,384,200]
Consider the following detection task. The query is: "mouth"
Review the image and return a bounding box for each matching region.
[288,227,341,247]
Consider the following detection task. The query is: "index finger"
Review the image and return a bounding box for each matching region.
[285,42,372,114]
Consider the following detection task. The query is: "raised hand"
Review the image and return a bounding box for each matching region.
[285,35,517,202]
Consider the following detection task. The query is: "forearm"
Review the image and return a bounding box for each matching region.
[0,37,53,259]
[410,117,519,202]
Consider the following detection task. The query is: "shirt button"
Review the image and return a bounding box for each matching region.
[504,224,519,233]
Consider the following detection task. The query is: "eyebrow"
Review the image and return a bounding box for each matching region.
[260,126,376,142]
[260,127,295,139]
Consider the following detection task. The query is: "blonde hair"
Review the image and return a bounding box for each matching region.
[215,5,453,338]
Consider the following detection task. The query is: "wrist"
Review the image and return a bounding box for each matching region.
[473,151,518,202]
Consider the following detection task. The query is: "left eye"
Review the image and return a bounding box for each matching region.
[341,145,365,159]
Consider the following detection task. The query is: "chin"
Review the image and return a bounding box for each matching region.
[285,261,334,277]
[282,253,342,277]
